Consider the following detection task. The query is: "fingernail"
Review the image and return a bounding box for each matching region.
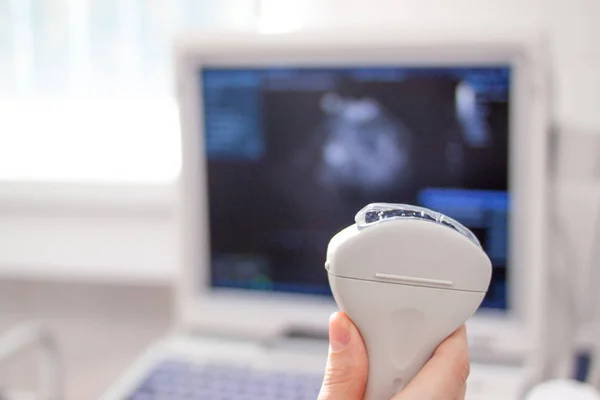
[329,312,351,352]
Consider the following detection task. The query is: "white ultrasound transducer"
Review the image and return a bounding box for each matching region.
[326,203,492,400]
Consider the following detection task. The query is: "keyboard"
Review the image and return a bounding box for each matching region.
[126,359,522,400]
[127,360,324,400]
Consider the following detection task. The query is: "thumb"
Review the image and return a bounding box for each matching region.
[318,312,368,400]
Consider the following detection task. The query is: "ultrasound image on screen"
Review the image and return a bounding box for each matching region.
[201,66,510,309]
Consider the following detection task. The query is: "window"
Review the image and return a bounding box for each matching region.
[0,0,309,183]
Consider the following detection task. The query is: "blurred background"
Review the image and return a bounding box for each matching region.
[0,0,599,399]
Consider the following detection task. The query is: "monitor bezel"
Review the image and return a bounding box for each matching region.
[175,28,548,357]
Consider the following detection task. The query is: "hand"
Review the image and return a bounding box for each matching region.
[317,312,470,400]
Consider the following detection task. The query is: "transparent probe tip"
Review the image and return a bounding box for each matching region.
[355,203,481,248]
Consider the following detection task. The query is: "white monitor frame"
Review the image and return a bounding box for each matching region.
[174,28,549,358]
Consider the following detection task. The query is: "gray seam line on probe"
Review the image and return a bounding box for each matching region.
[374,272,453,287]
[328,272,486,293]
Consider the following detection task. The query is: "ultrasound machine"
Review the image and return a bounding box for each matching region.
[102,29,548,400]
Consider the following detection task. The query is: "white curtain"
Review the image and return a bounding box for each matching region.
[0,0,259,97]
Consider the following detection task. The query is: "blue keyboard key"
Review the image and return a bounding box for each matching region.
[128,393,152,400]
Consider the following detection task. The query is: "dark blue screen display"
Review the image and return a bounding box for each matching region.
[201,66,511,310]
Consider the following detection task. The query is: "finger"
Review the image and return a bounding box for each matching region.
[394,325,470,400]
[317,312,368,400]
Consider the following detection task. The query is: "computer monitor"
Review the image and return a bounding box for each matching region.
[176,30,547,358]
[202,66,510,309]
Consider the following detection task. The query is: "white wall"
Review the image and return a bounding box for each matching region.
[0,183,178,282]
[0,0,599,283]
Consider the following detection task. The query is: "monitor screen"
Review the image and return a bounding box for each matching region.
[200,66,510,310]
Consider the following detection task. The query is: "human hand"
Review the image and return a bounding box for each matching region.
[317,312,470,400]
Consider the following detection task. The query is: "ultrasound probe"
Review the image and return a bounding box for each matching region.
[326,203,492,399]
